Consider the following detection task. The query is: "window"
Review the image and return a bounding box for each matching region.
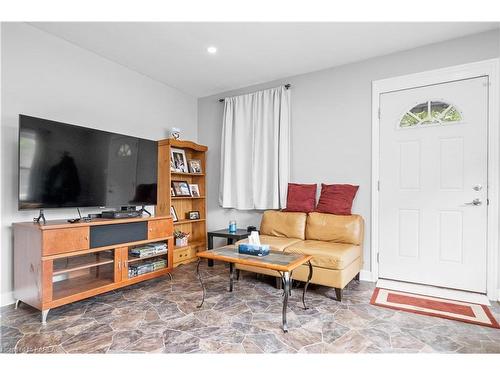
[400,100,462,128]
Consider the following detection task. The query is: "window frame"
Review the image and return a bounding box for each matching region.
[398,98,464,130]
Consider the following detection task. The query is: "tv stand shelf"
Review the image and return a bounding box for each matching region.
[53,271,114,301]
[53,252,114,275]
[13,216,173,324]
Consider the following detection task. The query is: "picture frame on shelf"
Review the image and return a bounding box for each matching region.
[171,180,191,197]
[189,184,200,197]
[187,211,200,220]
[170,155,176,171]
[170,147,188,173]
[188,159,202,174]
[170,206,179,222]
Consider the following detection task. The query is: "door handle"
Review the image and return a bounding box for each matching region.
[464,198,482,206]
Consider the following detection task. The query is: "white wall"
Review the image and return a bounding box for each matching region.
[198,30,500,281]
[0,23,198,305]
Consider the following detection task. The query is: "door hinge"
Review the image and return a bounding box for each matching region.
[487,198,490,205]
[378,108,381,119]
[377,253,380,263]
[377,180,380,191]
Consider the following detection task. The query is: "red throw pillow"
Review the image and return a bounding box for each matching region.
[283,183,317,213]
[316,184,359,215]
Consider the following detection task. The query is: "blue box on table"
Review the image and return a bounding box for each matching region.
[238,243,270,256]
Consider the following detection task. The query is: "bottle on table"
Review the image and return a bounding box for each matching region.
[228,220,237,233]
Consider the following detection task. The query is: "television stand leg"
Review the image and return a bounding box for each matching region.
[33,209,46,225]
[41,309,50,324]
[138,205,152,217]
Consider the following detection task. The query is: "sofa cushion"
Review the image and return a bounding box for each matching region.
[316,184,359,215]
[260,210,307,240]
[305,212,364,245]
[283,183,317,213]
[236,235,302,251]
[285,240,361,270]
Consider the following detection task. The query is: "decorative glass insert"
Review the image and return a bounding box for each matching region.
[400,100,462,128]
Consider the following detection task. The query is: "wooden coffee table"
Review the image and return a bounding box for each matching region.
[196,246,313,332]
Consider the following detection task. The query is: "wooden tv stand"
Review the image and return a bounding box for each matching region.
[13,216,173,324]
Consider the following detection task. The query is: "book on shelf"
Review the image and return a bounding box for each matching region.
[147,242,168,251]
[130,242,168,258]
[128,259,167,278]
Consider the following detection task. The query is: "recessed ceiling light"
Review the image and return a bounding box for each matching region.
[207,46,217,54]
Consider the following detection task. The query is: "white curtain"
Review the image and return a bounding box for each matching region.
[219,86,290,210]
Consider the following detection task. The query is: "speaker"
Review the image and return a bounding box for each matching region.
[90,222,148,248]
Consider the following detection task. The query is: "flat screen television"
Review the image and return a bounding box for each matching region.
[18,115,158,210]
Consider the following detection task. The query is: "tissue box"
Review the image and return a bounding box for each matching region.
[238,243,270,256]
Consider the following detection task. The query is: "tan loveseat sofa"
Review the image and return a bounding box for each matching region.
[236,210,364,301]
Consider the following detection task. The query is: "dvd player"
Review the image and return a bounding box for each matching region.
[101,210,142,219]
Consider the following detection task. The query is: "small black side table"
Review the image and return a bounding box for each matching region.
[207,229,250,267]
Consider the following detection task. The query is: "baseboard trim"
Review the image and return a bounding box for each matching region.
[3,277,492,302]
[359,270,374,282]
[377,279,490,305]
[1,291,15,307]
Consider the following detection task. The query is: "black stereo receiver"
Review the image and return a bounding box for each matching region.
[101,210,142,219]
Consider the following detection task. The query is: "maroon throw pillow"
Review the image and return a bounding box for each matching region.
[316,184,359,215]
[283,183,317,213]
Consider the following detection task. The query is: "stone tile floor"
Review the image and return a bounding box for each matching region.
[1,262,500,353]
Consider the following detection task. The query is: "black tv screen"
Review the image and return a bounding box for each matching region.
[18,115,158,210]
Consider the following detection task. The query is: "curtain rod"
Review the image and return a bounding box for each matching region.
[218,84,291,102]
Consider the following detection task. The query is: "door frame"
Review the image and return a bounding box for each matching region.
[371,58,500,300]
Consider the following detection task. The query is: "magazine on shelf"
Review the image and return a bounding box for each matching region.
[128,259,167,277]
[130,242,168,258]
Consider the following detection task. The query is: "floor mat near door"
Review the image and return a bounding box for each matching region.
[371,288,499,329]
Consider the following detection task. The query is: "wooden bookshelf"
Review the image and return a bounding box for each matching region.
[174,218,206,225]
[171,172,206,177]
[174,240,205,252]
[171,196,206,200]
[157,139,208,267]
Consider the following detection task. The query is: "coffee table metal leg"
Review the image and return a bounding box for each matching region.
[229,262,235,292]
[281,271,293,297]
[196,259,206,308]
[282,271,290,333]
[207,235,214,267]
[302,260,313,310]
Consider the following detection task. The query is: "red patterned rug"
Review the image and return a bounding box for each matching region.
[370,288,499,329]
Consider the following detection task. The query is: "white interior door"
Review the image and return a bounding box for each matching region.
[379,76,488,293]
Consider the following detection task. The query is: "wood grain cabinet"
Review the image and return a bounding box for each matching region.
[43,227,89,256]
[148,219,172,240]
[13,216,173,324]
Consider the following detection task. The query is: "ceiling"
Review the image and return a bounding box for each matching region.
[30,22,499,97]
